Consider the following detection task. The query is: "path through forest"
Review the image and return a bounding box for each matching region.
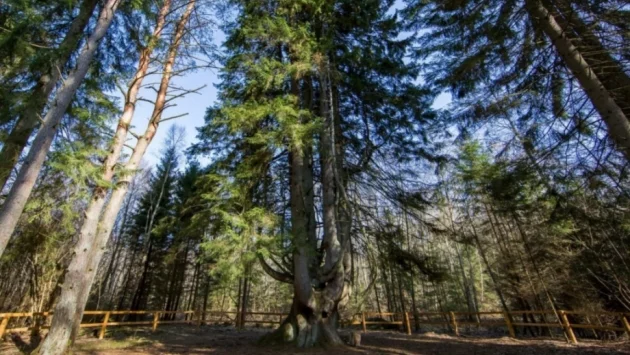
[2,326,628,354]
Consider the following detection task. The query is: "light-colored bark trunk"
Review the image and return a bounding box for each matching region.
[0,0,122,261]
[37,2,194,354]
[0,0,99,191]
[319,63,341,275]
[525,0,630,160]
[68,0,173,320]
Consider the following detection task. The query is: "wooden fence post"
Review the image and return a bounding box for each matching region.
[404,312,412,335]
[449,312,459,336]
[31,313,41,336]
[152,312,160,332]
[559,311,577,344]
[98,311,111,340]
[0,315,9,339]
[503,312,516,338]
[621,316,630,339]
[361,312,367,333]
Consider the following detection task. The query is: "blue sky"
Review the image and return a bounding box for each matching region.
[126,27,226,166]
[128,64,221,166]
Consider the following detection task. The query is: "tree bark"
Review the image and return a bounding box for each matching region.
[544,0,630,120]
[0,0,122,260]
[0,0,99,190]
[263,61,349,347]
[525,0,630,160]
[36,2,194,354]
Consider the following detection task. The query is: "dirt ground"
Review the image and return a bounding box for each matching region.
[1,325,629,354]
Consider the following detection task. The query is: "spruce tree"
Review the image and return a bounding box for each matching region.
[192,0,435,346]
[127,131,180,312]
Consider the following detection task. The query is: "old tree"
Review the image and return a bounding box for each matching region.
[191,0,434,346]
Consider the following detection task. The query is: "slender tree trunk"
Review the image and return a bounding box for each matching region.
[404,211,420,330]
[36,3,194,354]
[202,275,210,323]
[374,282,382,315]
[525,0,630,160]
[131,241,154,312]
[116,240,138,310]
[0,0,122,261]
[101,188,138,307]
[0,0,99,190]
[190,260,201,312]
[239,271,250,328]
[468,211,510,313]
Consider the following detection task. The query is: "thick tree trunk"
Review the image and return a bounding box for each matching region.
[276,134,346,347]
[261,297,344,347]
[544,0,630,120]
[36,3,194,354]
[0,0,99,191]
[525,0,630,160]
[265,60,349,348]
[0,0,122,261]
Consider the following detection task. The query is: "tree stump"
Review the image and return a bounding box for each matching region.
[349,331,361,347]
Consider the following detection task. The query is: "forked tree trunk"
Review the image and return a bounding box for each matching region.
[36,2,194,354]
[261,59,350,348]
[65,0,172,290]
[525,0,630,160]
[261,295,344,347]
[0,0,99,191]
[0,0,122,261]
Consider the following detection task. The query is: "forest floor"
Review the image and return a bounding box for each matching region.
[1,325,629,354]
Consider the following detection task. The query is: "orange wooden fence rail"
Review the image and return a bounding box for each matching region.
[0,310,287,340]
[1,309,629,344]
[342,310,630,344]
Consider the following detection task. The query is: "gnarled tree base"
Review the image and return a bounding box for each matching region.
[259,298,344,348]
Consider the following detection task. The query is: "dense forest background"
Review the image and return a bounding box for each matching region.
[0,0,629,352]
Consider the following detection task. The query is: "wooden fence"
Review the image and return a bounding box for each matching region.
[1,309,629,344]
[344,310,630,344]
[0,310,286,340]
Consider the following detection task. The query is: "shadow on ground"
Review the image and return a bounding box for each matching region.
[2,325,628,354]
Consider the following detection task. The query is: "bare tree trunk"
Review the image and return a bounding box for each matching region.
[525,0,630,160]
[467,211,510,313]
[36,3,194,354]
[0,0,122,260]
[131,241,154,312]
[116,238,139,310]
[101,186,139,308]
[0,0,99,190]
[239,270,250,328]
